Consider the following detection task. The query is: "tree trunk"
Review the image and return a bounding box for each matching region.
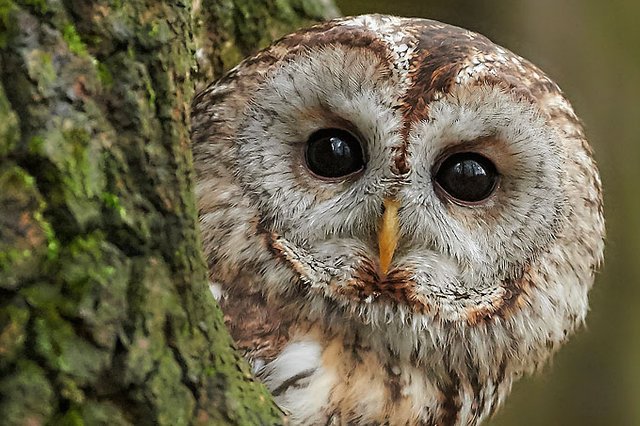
[0,1,336,424]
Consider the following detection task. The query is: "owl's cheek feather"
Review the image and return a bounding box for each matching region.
[268,229,534,325]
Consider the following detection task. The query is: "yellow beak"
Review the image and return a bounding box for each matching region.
[378,199,400,276]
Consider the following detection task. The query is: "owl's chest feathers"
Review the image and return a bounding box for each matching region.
[256,326,505,426]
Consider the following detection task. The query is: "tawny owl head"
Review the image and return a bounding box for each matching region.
[192,15,604,425]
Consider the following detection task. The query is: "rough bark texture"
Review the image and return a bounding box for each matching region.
[193,0,338,87]
[0,0,336,424]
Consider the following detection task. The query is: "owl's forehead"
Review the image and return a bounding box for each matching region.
[245,15,561,112]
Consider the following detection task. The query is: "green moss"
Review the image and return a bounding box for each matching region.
[58,235,129,348]
[0,304,30,368]
[140,20,171,47]
[66,232,103,257]
[25,49,56,95]
[123,259,178,385]
[33,210,58,260]
[148,21,159,37]
[59,376,86,405]
[96,62,113,88]
[0,0,332,422]
[0,248,32,271]
[33,125,105,229]
[21,0,48,15]
[30,311,111,384]
[149,353,196,425]
[0,0,17,48]
[56,408,84,426]
[61,233,122,299]
[61,128,94,195]
[102,192,127,219]
[62,23,89,57]
[218,40,244,72]
[144,73,156,106]
[28,135,45,154]
[9,165,35,186]
[0,165,48,287]
[0,81,20,155]
[0,360,55,425]
[79,401,131,426]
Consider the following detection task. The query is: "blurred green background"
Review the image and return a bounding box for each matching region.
[335,1,639,425]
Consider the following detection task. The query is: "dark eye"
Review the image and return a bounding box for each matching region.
[305,129,365,178]
[434,152,499,203]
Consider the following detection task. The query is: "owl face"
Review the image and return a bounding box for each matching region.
[236,49,566,325]
[192,15,604,422]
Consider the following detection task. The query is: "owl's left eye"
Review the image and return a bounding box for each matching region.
[305,129,365,178]
[434,152,499,203]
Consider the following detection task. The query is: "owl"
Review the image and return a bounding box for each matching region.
[191,14,604,426]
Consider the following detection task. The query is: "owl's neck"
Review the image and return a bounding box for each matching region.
[256,322,512,425]
[217,277,515,424]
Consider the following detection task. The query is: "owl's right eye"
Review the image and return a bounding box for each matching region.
[305,129,365,179]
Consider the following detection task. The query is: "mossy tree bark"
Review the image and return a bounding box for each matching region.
[0,0,336,424]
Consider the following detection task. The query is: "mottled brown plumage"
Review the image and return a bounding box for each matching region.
[192,15,604,425]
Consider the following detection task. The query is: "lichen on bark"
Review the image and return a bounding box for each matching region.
[0,0,336,424]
